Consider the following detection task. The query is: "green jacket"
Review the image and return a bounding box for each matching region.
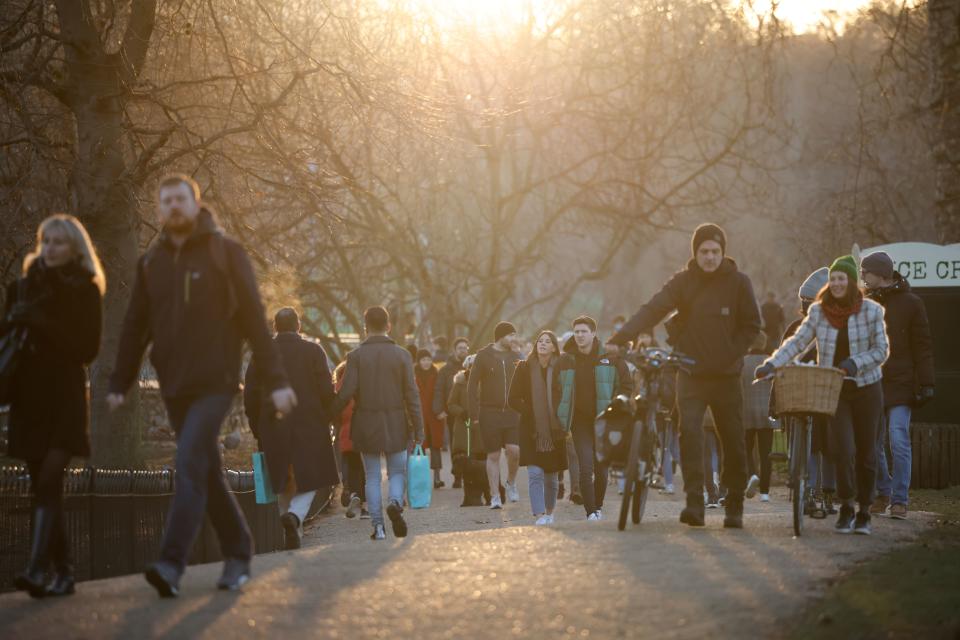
[556,336,632,431]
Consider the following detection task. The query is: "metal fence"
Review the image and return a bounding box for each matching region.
[0,467,286,593]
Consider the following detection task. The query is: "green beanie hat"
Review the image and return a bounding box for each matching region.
[829,255,858,285]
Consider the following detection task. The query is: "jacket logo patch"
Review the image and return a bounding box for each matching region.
[721,307,730,316]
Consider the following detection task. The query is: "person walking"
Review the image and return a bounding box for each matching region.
[4,215,104,598]
[333,362,368,520]
[243,308,339,550]
[434,337,470,488]
[333,306,425,540]
[468,322,523,509]
[757,255,889,535]
[742,333,774,502]
[508,330,568,525]
[609,223,761,529]
[761,292,786,354]
[557,316,632,521]
[861,251,935,520]
[108,175,296,596]
[414,349,446,488]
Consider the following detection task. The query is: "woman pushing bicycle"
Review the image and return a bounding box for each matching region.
[755,255,889,535]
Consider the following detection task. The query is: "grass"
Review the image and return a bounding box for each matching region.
[790,486,960,640]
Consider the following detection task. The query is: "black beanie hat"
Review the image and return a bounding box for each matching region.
[494,321,517,342]
[861,251,894,280]
[416,348,432,361]
[691,223,727,256]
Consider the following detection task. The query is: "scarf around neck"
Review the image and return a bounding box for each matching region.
[530,356,560,453]
[821,291,864,329]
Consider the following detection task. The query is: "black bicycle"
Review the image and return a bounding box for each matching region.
[596,348,694,531]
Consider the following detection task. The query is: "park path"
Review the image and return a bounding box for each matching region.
[0,457,930,639]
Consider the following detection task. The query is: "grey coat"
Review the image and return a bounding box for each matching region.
[333,335,425,454]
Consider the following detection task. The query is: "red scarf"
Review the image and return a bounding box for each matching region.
[821,291,863,329]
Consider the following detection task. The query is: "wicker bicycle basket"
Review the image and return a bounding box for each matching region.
[773,365,845,416]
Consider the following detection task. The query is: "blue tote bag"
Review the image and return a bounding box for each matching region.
[252,451,277,504]
[407,444,432,509]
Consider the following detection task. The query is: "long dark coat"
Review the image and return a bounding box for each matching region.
[244,332,339,493]
[507,359,568,474]
[332,335,425,454]
[4,260,102,461]
[415,365,445,450]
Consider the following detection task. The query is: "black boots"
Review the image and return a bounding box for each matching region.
[46,512,75,596]
[14,506,56,598]
[680,493,706,527]
[723,497,744,529]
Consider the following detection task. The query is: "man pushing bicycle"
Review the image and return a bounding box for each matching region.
[609,224,762,528]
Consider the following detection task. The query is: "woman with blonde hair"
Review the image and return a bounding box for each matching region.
[3,214,104,597]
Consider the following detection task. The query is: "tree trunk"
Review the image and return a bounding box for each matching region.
[928,0,960,243]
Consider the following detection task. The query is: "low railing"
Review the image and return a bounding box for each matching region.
[0,467,286,593]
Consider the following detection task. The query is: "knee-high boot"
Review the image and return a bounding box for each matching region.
[46,508,74,596]
[14,506,55,598]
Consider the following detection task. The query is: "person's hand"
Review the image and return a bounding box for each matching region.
[437,411,448,421]
[754,363,775,380]
[271,387,298,416]
[838,358,859,377]
[106,393,125,412]
[916,385,935,408]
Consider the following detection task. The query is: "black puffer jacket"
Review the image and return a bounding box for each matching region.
[4,260,102,460]
[110,209,287,398]
[867,273,935,407]
[611,258,762,377]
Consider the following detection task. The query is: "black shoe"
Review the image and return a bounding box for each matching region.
[217,557,251,591]
[340,490,351,508]
[680,493,706,527]
[434,480,446,489]
[835,505,855,534]
[145,561,181,598]
[280,512,301,550]
[345,493,362,519]
[45,572,75,597]
[557,482,566,500]
[14,506,56,599]
[723,500,744,529]
[386,501,408,538]
[570,492,583,506]
[853,511,872,535]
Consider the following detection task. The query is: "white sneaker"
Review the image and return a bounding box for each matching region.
[506,482,520,503]
[544,514,554,524]
[759,493,770,503]
[745,474,760,499]
[660,484,675,495]
[489,495,503,510]
[587,511,600,521]
[371,524,386,540]
[534,515,550,525]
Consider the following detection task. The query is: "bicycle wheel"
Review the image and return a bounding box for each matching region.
[633,412,657,524]
[789,416,809,537]
[619,420,643,531]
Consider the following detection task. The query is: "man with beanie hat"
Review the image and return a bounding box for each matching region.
[468,321,523,508]
[610,222,761,529]
[861,252,935,519]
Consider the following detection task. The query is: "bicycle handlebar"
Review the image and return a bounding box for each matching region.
[635,348,696,370]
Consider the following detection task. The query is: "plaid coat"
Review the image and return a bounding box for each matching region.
[764,299,889,388]
[741,353,773,429]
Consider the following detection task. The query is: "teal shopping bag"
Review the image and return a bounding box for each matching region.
[252,451,276,504]
[407,444,432,509]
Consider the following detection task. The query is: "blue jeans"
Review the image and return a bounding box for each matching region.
[527,465,558,516]
[876,405,912,505]
[161,394,252,571]
[362,451,408,528]
[663,423,680,487]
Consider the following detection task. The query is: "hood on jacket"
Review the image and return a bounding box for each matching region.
[159,207,220,248]
[563,335,601,357]
[869,271,911,303]
[684,256,739,278]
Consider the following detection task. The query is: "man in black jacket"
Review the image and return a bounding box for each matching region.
[332,306,425,540]
[468,322,522,509]
[433,337,470,487]
[610,223,761,528]
[861,251,935,520]
[244,308,339,550]
[108,174,296,597]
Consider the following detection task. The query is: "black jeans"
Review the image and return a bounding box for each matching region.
[830,381,883,509]
[745,429,773,493]
[161,394,253,572]
[342,451,366,501]
[27,448,72,570]
[571,422,608,515]
[677,373,748,501]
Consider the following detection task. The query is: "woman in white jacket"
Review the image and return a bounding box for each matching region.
[756,255,889,535]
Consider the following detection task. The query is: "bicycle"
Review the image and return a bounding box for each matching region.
[757,364,845,537]
[596,348,695,531]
